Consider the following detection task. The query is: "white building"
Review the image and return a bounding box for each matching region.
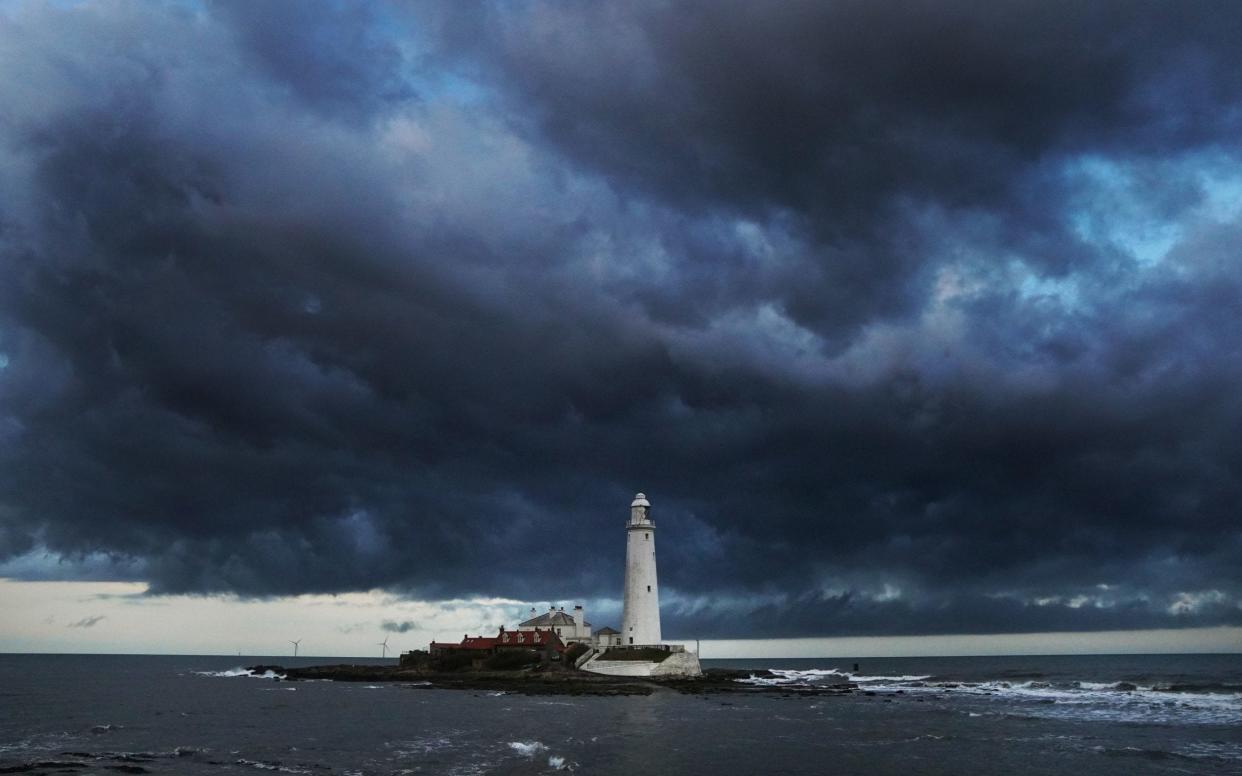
[517,604,592,645]
[593,626,622,648]
[621,492,661,645]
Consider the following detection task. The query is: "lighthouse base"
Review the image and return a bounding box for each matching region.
[581,648,702,678]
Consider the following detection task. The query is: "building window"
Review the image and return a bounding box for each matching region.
[647,585,651,592]
[629,637,634,644]
[645,533,649,541]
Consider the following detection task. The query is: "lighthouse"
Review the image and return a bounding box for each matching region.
[621,492,661,645]
[579,491,700,675]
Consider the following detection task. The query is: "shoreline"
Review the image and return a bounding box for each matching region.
[246,664,858,697]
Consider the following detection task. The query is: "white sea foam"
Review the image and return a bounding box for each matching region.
[737,673,787,687]
[951,681,1242,725]
[738,668,930,686]
[735,668,1242,725]
[0,732,75,755]
[548,754,572,769]
[235,758,311,774]
[390,733,459,756]
[197,668,251,677]
[508,741,548,757]
[196,668,286,680]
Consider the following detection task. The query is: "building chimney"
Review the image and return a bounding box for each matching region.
[573,605,584,631]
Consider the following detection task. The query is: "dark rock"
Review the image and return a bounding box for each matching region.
[233,662,855,698]
[0,761,87,773]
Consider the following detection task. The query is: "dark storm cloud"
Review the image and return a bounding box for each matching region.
[381,620,418,634]
[0,0,1240,637]
[208,0,414,118]
[435,0,1242,335]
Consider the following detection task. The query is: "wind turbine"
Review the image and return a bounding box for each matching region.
[290,639,302,657]
[377,636,390,659]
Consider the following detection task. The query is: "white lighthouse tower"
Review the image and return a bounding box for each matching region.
[579,491,700,676]
[621,492,661,645]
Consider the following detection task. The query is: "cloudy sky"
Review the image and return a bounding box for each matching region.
[1,0,1241,656]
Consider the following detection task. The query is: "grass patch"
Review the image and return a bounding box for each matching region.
[483,649,542,671]
[432,652,478,672]
[564,643,591,664]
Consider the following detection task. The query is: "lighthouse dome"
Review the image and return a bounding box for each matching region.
[631,492,650,507]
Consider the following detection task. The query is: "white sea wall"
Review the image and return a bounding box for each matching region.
[581,659,658,677]
[651,650,702,677]
[581,649,702,677]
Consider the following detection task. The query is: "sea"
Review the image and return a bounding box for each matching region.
[1,653,1240,775]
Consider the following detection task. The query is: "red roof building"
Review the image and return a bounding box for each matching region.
[428,634,498,656]
[496,627,564,652]
[429,627,564,656]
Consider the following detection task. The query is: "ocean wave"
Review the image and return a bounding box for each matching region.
[1096,741,1242,763]
[735,668,1242,725]
[1150,682,1242,694]
[390,734,459,756]
[195,667,286,680]
[235,758,311,773]
[738,668,930,686]
[917,677,1242,719]
[508,741,547,757]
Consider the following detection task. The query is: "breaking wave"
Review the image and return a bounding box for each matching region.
[196,667,286,680]
[739,668,930,686]
[236,758,312,773]
[507,741,548,757]
[737,669,1242,725]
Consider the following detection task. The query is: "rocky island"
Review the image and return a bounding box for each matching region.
[241,495,862,698]
[244,657,857,698]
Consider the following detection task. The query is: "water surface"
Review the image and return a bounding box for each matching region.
[2,653,1239,774]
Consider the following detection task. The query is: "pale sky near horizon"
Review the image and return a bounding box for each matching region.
[3,579,1238,659]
